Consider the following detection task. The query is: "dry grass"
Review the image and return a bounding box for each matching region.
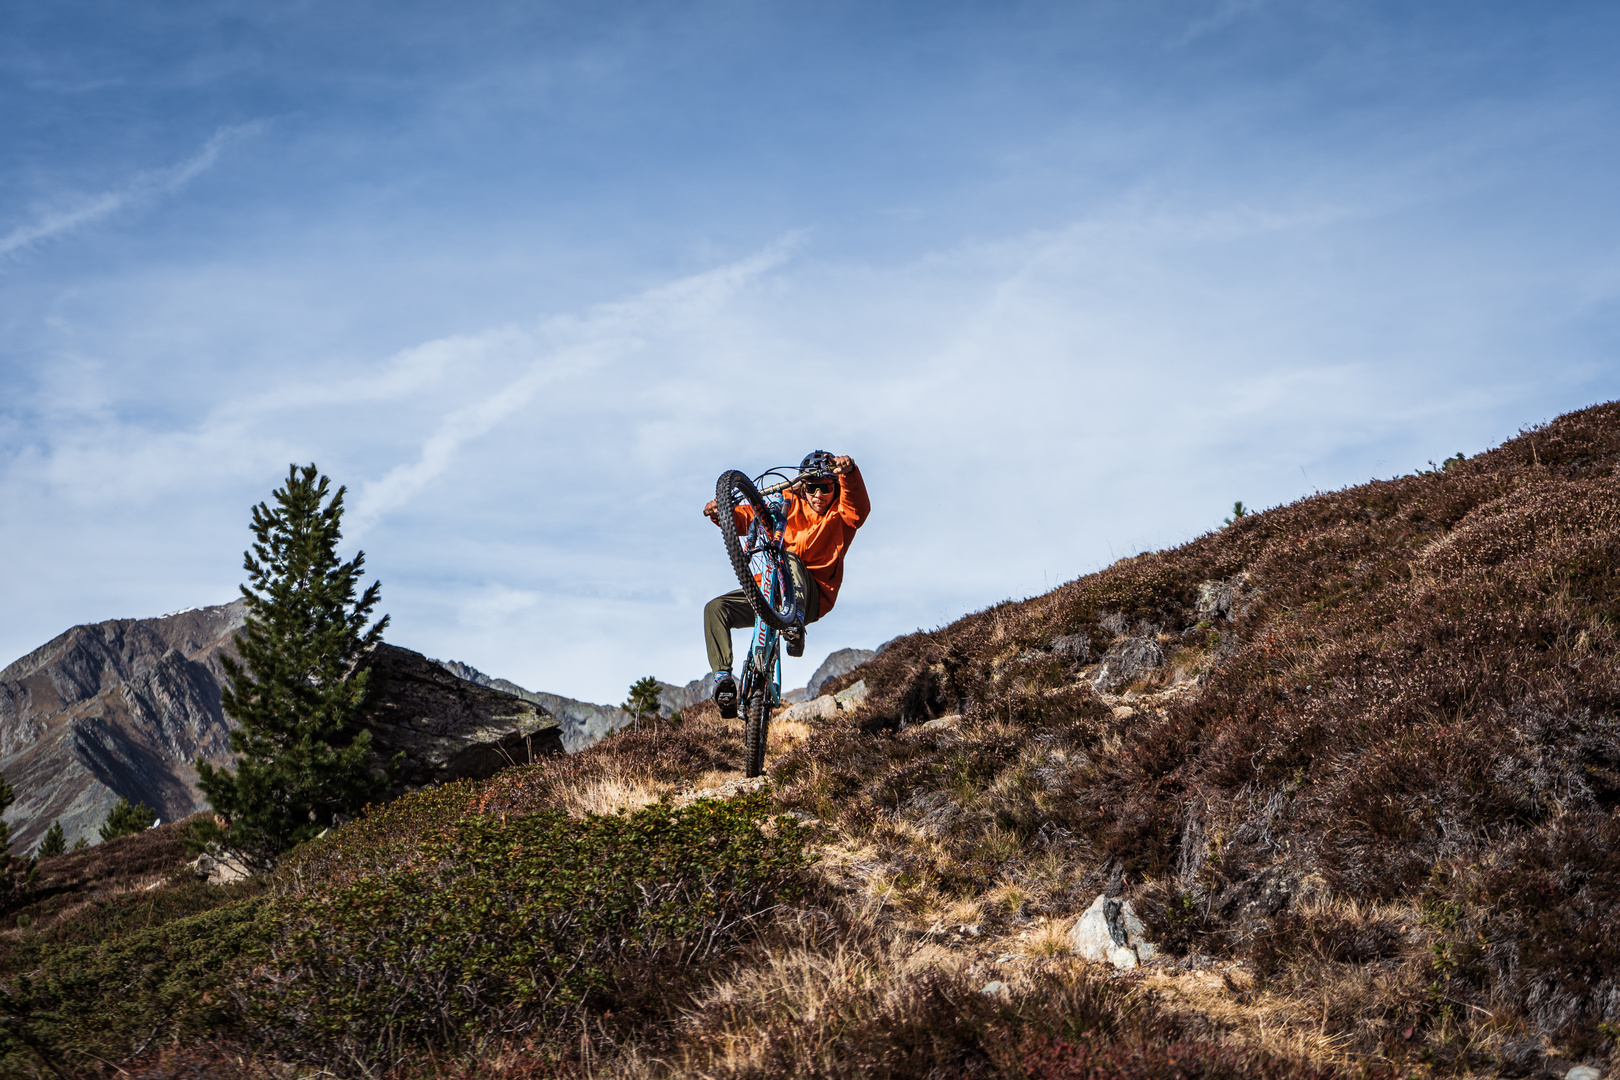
[767,717,813,753]
[1017,918,1072,958]
[547,773,671,818]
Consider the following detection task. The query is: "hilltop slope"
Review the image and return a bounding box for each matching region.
[782,398,1620,1063]
[10,402,1620,1080]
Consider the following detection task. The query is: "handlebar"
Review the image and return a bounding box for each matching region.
[758,476,799,497]
[753,463,843,497]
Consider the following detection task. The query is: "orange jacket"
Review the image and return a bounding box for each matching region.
[728,465,870,615]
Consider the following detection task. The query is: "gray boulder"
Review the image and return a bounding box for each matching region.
[779,695,841,723]
[1069,894,1159,969]
[1050,633,1091,662]
[435,659,632,752]
[364,644,564,789]
[1093,636,1164,693]
[807,648,876,697]
[1196,579,1237,622]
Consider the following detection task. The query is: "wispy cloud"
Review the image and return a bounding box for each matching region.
[0,123,260,260]
[1173,0,1267,46]
[349,237,799,533]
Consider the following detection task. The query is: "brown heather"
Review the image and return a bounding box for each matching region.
[9,401,1620,1078]
[768,400,1620,1071]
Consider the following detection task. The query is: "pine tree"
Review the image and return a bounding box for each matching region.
[194,464,393,870]
[37,820,66,858]
[622,676,663,731]
[98,798,157,842]
[0,775,37,908]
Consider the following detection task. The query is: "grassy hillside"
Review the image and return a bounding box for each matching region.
[4,402,1619,1078]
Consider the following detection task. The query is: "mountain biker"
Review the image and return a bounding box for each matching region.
[702,451,870,718]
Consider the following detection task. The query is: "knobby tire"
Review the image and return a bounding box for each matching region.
[716,470,798,632]
[743,681,770,778]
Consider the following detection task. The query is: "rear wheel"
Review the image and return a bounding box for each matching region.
[742,680,770,778]
[716,470,800,632]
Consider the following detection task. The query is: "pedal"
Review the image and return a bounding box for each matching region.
[713,673,738,719]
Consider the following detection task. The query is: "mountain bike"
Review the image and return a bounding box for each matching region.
[714,466,807,777]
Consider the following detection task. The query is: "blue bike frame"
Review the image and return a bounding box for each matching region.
[738,488,791,718]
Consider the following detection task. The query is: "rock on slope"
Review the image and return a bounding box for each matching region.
[650,647,884,716]
[806,647,877,697]
[366,646,562,785]
[435,660,633,753]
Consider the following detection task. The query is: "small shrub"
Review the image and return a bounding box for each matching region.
[254,790,809,1070]
[35,822,65,859]
[98,798,158,842]
[0,893,273,1078]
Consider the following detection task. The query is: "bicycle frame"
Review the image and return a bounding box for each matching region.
[737,487,790,717]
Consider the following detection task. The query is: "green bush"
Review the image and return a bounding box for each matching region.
[35,821,64,858]
[254,790,808,1071]
[98,797,157,842]
[0,893,273,1078]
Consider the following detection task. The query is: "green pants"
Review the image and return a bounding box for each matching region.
[705,554,821,673]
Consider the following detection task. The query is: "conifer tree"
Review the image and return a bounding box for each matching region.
[36,820,65,858]
[195,464,393,870]
[98,798,157,842]
[0,775,37,907]
[622,676,663,731]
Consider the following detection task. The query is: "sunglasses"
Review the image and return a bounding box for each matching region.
[802,481,837,495]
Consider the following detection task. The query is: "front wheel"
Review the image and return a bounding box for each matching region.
[716,470,800,632]
[742,681,770,778]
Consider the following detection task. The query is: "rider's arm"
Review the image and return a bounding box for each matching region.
[834,461,870,527]
[704,498,753,531]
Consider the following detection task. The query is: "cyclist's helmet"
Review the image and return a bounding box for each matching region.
[800,450,838,482]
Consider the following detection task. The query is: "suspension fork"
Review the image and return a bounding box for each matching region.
[743,542,784,704]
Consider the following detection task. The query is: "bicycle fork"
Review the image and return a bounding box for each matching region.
[740,554,785,708]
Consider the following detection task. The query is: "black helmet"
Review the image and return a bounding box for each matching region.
[800,450,837,481]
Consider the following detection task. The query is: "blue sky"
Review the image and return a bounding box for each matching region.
[3,1,1618,703]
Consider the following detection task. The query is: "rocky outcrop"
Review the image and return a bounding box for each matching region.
[807,648,876,697]
[777,679,869,724]
[1093,635,1164,693]
[779,695,841,724]
[367,645,562,786]
[435,659,632,753]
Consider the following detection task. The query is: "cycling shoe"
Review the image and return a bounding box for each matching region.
[784,624,806,658]
[713,671,738,719]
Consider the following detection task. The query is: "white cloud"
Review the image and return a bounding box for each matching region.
[350,239,799,533]
[0,181,1606,702]
[0,124,259,260]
